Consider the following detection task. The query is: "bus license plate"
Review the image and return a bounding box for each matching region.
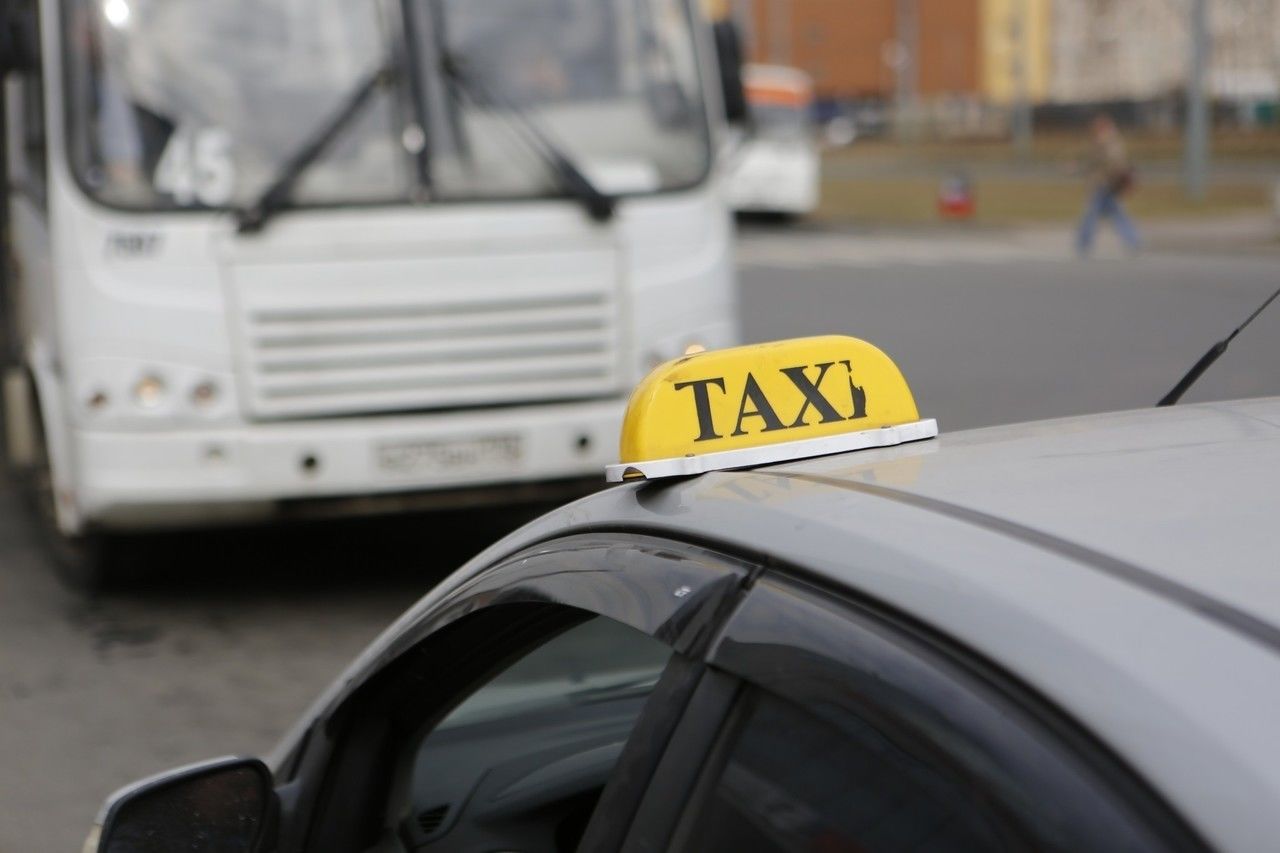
[376,435,523,477]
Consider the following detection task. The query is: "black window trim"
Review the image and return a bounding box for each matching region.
[4,65,50,211]
[611,665,741,853]
[632,568,1210,853]
[274,532,757,853]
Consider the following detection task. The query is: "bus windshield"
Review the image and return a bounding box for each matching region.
[62,0,712,211]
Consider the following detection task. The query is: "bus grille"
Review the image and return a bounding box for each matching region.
[235,284,623,420]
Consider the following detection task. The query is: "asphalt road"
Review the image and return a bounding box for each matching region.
[736,224,1280,429]
[3,225,1279,852]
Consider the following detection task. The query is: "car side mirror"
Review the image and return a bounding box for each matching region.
[89,757,277,853]
[711,19,748,125]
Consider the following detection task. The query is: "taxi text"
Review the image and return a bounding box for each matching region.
[674,361,868,442]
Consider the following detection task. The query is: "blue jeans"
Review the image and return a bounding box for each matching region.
[1076,188,1140,254]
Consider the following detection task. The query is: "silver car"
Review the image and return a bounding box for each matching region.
[88,395,1280,852]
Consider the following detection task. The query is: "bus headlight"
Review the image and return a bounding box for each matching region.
[85,389,110,412]
[74,361,237,424]
[190,379,219,409]
[132,374,167,409]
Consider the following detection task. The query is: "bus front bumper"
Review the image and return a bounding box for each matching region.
[71,399,625,531]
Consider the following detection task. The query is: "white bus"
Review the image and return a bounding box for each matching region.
[727,64,819,218]
[0,0,743,581]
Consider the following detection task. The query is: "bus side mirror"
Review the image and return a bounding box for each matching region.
[0,0,40,76]
[89,757,277,853]
[711,20,748,125]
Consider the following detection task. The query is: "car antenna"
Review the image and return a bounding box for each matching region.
[1157,284,1280,406]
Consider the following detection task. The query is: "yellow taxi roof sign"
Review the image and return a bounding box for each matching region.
[606,335,937,482]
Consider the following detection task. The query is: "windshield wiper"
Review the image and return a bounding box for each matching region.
[235,66,396,235]
[1157,284,1280,406]
[437,52,615,223]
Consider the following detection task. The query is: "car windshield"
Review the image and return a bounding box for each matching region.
[751,101,811,140]
[744,66,813,141]
[62,0,712,211]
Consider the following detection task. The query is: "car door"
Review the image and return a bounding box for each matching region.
[271,533,755,853]
[621,570,1208,853]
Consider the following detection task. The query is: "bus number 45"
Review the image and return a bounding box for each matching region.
[153,126,235,208]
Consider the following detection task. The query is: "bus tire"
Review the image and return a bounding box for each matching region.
[19,375,137,592]
[41,525,128,594]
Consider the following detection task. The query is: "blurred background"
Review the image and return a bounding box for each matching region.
[730,0,1279,221]
[1,1,1278,850]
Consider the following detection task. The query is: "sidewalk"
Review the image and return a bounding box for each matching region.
[790,209,1279,251]
[1011,212,1280,256]
[1134,212,1279,251]
[736,211,1280,270]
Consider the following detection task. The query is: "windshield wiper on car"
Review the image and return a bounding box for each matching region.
[436,51,616,223]
[235,65,396,235]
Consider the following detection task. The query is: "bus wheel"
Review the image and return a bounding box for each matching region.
[40,525,127,594]
[20,384,135,592]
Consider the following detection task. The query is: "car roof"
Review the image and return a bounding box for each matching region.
[466,396,1280,850]
[281,398,1280,849]
[771,395,1280,640]
[514,396,1280,642]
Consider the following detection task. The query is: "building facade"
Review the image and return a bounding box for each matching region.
[735,0,1280,108]
[981,0,1052,104]
[735,0,981,101]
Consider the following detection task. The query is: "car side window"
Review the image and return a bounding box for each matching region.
[389,614,672,852]
[301,536,752,853]
[667,575,1204,853]
[676,689,1007,851]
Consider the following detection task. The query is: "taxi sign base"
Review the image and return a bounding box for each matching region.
[606,418,938,483]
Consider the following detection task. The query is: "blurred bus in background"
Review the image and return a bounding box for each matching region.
[727,64,819,219]
[0,0,744,582]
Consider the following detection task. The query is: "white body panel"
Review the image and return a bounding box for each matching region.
[727,64,819,216]
[32,186,736,532]
[726,136,820,216]
[4,0,740,534]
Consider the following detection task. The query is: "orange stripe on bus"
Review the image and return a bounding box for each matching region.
[746,86,812,107]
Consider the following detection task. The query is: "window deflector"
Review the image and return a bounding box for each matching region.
[371,533,753,672]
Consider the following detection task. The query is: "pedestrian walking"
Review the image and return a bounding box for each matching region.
[1075,113,1140,256]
